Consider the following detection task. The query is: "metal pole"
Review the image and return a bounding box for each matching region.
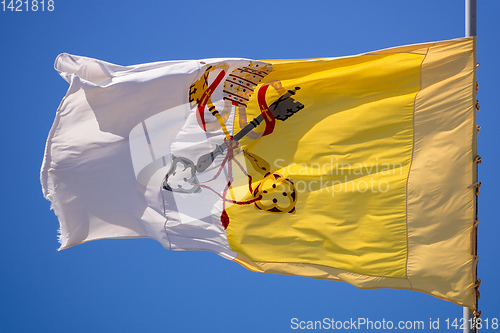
[466,0,477,36]
[464,1,477,333]
[464,307,475,333]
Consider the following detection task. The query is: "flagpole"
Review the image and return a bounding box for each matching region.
[464,0,477,333]
[466,0,477,37]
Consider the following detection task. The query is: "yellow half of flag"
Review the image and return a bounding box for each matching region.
[226,37,476,308]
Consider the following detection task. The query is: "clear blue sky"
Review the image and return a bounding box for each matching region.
[1,1,498,332]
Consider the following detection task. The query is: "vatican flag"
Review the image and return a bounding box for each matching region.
[41,37,477,308]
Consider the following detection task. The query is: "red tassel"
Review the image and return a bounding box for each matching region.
[221,210,230,229]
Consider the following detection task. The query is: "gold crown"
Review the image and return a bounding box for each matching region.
[223,61,273,106]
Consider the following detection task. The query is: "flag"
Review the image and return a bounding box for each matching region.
[41,37,477,308]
